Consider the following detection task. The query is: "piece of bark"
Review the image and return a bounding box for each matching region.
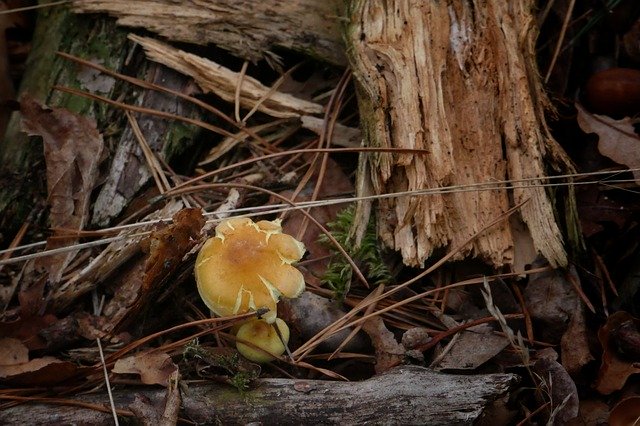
[345,1,574,268]
[71,0,347,66]
[0,366,518,425]
[91,62,203,226]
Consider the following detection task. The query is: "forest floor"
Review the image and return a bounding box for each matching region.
[1,1,640,425]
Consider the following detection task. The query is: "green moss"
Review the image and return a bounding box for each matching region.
[319,205,392,300]
[183,340,260,394]
[163,122,197,159]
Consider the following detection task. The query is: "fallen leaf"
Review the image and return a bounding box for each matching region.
[533,356,580,424]
[113,352,177,386]
[525,267,579,343]
[361,317,404,373]
[566,400,609,426]
[575,186,632,237]
[0,338,28,366]
[0,314,58,350]
[433,324,510,371]
[609,396,640,426]
[561,299,594,376]
[0,356,79,386]
[20,95,105,283]
[107,207,205,330]
[595,311,640,395]
[576,103,640,184]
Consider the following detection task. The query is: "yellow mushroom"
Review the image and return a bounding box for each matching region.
[194,217,306,323]
[235,318,290,363]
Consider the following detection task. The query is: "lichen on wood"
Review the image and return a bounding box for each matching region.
[345,0,574,268]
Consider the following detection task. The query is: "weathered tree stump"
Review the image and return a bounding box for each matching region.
[345,0,576,269]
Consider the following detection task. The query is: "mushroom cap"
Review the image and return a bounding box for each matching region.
[195,217,306,323]
[236,318,290,363]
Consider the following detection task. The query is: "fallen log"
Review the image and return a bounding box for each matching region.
[0,366,518,425]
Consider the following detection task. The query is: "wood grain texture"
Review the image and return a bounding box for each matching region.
[0,366,518,425]
[71,0,347,65]
[346,0,573,268]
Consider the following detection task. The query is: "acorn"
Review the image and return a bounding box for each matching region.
[584,67,640,118]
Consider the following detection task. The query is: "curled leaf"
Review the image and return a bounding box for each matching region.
[594,312,640,394]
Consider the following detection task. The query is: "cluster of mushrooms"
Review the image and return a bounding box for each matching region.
[194,217,306,363]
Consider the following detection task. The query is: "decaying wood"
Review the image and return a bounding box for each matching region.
[0,366,518,425]
[51,200,183,311]
[345,1,574,268]
[90,63,202,226]
[71,0,347,66]
[0,6,204,244]
[0,6,130,245]
[129,34,324,120]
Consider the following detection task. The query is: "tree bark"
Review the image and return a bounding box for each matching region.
[345,1,575,269]
[0,5,204,243]
[0,366,518,425]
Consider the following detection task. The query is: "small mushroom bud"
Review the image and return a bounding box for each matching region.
[194,217,306,323]
[236,318,290,363]
[585,68,640,117]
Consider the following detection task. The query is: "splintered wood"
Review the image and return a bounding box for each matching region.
[71,0,346,65]
[346,1,573,268]
[129,35,323,119]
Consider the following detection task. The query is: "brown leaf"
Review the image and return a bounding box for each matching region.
[361,317,404,373]
[20,95,104,283]
[594,311,640,395]
[107,207,205,330]
[576,186,632,237]
[0,314,58,350]
[143,207,205,293]
[433,324,510,371]
[0,338,28,366]
[566,400,609,426]
[0,356,79,386]
[113,352,177,386]
[609,396,640,426]
[560,300,595,376]
[576,103,640,184]
[533,357,580,424]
